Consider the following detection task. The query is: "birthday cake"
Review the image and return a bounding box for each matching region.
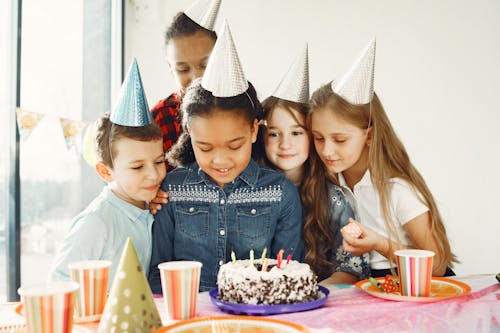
[217,259,318,305]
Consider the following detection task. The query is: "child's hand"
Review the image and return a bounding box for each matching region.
[341,218,380,255]
[149,189,168,215]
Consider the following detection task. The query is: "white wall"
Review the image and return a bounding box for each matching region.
[125,0,500,275]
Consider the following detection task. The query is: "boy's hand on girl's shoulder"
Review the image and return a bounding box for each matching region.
[341,218,378,256]
[149,189,169,215]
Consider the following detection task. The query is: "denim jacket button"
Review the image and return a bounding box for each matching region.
[220,199,225,205]
[250,209,257,215]
[189,207,195,212]
[219,229,225,236]
[219,260,224,266]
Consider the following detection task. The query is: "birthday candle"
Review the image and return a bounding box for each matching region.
[286,253,292,265]
[231,250,236,263]
[261,247,267,262]
[250,248,254,266]
[277,249,284,268]
[262,258,269,272]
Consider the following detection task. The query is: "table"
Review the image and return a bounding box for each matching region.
[2,274,499,332]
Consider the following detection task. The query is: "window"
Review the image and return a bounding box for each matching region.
[1,0,117,301]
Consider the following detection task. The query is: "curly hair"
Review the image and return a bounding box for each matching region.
[167,78,263,167]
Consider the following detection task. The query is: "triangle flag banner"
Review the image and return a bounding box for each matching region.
[59,117,87,150]
[97,239,162,332]
[82,122,98,166]
[16,107,45,142]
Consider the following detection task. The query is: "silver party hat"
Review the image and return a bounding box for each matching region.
[110,58,152,127]
[184,0,221,31]
[332,38,376,105]
[272,44,309,104]
[201,19,248,97]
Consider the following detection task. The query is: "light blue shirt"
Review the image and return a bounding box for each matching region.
[50,185,154,286]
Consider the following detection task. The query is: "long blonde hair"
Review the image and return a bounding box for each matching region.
[304,83,457,273]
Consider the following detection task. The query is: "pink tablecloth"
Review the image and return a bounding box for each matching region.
[2,274,499,332]
[158,274,500,333]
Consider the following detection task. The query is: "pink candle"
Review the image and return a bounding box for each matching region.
[286,253,292,264]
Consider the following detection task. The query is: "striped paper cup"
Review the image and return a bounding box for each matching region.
[17,281,79,333]
[68,260,111,320]
[158,261,202,320]
[395,249,435,297]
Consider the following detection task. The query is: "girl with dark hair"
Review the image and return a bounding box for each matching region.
[148,22,304,292]
[150,0,220,169]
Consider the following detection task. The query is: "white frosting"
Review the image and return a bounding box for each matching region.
[217,259,318,305]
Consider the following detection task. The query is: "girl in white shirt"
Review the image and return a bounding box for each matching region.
[305,40,457,277]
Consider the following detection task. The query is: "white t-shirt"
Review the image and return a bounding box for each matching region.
[338,170,429,270]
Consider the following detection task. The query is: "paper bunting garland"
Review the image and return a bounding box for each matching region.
[59,117,87,150]
[82,122,99,167]
[16,107,45,141]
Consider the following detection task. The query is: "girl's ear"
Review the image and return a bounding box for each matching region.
[95,161,113,182]
[251,119,259,143]
[365,126,374,146]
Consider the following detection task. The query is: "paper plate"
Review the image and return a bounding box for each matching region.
[15,303,101,323]
[157,315,309,333]
[209,286,329,315]
[355,277,471,302]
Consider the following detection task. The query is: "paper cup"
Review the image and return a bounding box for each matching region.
[68,260,111,320]
[395,249,435,297]
[158,261,202,320]
[18,281,79,333]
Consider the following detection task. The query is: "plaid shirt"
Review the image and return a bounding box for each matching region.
[150,91,182,171]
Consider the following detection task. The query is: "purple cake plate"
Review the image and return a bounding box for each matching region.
[209,285,329,316]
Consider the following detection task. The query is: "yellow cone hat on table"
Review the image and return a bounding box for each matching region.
[201,19,248,97]
[184,0,221,31]
[271,43,310,104]
[97,239,161,332]
[332,38,376,105]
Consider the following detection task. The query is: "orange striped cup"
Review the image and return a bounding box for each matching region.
[68,260,111,320]
[158,261,202,320]
[395,249,435,297]
[17,282,79,333]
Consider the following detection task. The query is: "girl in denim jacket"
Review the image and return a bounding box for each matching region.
[148,22,304,292]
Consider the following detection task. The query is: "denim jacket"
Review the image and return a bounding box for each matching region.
[148,159,304,293]
[322,182,370,281]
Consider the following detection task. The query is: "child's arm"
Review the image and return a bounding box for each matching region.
[50,215,107,281]
[320,271,359,285]
[271,180,304,261]
[342,213,447,276]
[147,199,175,294]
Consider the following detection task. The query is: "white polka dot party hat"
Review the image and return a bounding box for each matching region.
[201,19,249,97]
[271,43,310,104]
[332,38,376,105]
[97,238,161,332]
[184,0,221,31]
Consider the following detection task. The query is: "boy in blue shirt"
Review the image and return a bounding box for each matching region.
[51,59,166,284]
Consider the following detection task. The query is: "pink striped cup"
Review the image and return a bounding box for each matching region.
[17,281,79,333]
[68,260,111,320]
[158,261,202,320]
[395,249,435,297]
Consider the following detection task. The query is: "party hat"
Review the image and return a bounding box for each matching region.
[110,58,152,127]
[97,239,161,332]
[332,38,376,105]
[272,44,309,104]
[184,0,221,31]
[201,19,249,97]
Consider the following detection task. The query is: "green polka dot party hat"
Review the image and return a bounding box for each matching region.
[97,238,161,332]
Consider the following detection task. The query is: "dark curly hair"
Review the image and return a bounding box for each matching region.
[165,12,217,47]
[167,78,263,167]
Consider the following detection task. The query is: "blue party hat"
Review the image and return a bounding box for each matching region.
[110,58,152,127]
